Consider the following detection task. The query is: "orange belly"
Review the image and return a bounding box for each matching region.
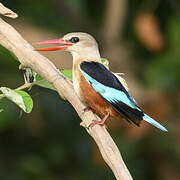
[78,73,119,118]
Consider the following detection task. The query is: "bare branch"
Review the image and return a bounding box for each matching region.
[0,4,133,180]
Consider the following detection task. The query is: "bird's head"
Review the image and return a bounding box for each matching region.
[36,32,100,60]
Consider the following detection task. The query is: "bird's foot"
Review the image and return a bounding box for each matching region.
[88,112,110,129]
[88,120,107,129]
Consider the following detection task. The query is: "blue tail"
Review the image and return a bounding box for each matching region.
[143,114,168,132]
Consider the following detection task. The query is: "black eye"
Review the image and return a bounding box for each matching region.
[69,37,79,43]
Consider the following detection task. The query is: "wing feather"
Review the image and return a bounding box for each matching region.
[80,61,144,124]
[80,61,168,132]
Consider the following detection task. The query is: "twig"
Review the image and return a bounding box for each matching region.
[0,3,133,180]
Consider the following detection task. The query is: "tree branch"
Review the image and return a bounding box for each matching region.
[0,4,133,180]
[0,3,18,18]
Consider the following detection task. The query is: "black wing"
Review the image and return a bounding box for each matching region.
[80,61,144,125]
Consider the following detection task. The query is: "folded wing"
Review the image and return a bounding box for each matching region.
[80,61,168,132]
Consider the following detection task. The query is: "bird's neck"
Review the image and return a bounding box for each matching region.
[71,47,101,65]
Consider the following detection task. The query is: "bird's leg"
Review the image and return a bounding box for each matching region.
[88,111,110,128]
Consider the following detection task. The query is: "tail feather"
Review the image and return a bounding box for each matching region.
[143,114,168,132]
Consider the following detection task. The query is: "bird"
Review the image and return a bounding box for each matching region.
[36,32,168,132]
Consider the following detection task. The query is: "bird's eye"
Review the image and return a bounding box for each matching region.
[69,37,80,43]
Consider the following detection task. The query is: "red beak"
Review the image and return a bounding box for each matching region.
[35,38,73,51]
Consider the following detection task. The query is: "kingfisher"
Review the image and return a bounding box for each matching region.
[36,32,168,132]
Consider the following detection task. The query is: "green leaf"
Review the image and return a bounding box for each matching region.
[60,70,72,81]
[0,87,33,113]
[14,90,33,113]
[101,58,109,69]
[0,109,3,113]
[34,70,72,91]
[34,74,56,91]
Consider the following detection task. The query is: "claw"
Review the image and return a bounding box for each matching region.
[88,112,110,128]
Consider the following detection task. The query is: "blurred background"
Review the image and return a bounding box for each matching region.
[0,0,180,179]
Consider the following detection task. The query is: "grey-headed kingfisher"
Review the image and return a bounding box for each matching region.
[36,32,168,132]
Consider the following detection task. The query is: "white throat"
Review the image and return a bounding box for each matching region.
[71,47,101,64]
